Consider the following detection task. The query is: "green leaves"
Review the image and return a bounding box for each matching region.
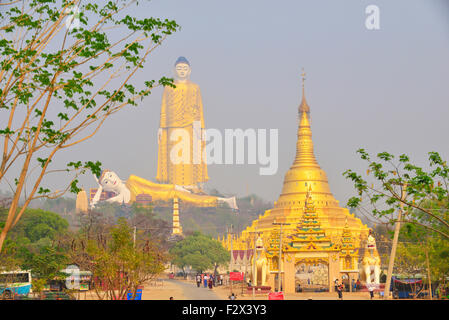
[65,160,101,194]
[37,157,50,168]
[169,232,230,273]
[83,160,102,178]
[344,149,449,240]
[159,77,175,88]
[0,127,15,135]
[0,0,180,254]
[346,197,361,208]
[38,187,50,195]
[69,179,81,194]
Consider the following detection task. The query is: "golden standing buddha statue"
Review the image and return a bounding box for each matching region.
[88,57,238,210]
[156,57,208,189]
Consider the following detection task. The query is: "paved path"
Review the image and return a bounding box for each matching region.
[166,279,222,300]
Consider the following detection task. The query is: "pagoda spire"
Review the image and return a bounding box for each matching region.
[276,69,339,210]
[299,68,310,115]
[293,69,318,167]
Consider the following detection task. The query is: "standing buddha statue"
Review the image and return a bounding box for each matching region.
[156,56,209,190]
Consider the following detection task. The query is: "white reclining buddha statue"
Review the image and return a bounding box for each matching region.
[90,170,238,210]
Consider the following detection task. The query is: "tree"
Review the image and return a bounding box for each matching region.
[0,207,69,299]
[169,232,230,276]
[343,150,449,239]
[0,0,179,252]
[344,150,449,298]
[0,207,69,280]
[70,217,165,300]
[394,222,449,298]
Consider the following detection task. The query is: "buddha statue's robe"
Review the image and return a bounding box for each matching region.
[156,80,209,187]
[126,175,216,207]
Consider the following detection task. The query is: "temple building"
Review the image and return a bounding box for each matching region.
[221,72,372,293]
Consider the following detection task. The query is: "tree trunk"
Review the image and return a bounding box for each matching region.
[384,187,406,299]
[0,230,7,253]
[425,245,432,300]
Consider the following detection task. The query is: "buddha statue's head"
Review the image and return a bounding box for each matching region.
[98,169,122,192]
[174,56,191,82]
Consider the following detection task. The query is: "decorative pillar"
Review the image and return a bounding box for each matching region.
[328,253,340,293]
[268,272,275,290]
[284,254,295,294]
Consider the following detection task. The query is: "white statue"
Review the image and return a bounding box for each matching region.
[250,236,270,286]
[90,169,238,210]
[361,230,381,285]
[91,170,130,208]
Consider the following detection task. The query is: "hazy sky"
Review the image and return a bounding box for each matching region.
[4,0,449,205]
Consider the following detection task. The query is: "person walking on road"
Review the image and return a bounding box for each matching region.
[204,274,209,288]
[368,283,375,300]
[196,274,201,288]
[208,277,213,290]
[336,281,343,300]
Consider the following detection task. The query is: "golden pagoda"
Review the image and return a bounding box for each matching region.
[223,71,371,292]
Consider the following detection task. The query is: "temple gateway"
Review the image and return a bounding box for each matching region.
[221,73,380,293]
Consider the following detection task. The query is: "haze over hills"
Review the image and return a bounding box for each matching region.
[7,190,378,239]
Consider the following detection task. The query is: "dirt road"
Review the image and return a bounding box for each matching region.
[142,279,222,300]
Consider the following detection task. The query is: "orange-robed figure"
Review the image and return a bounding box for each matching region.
[156,56,209,190]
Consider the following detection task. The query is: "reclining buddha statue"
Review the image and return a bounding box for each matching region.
[90,170,237,209]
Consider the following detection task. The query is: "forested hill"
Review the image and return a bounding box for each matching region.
[25,193,273,238]
[154,194,273,238]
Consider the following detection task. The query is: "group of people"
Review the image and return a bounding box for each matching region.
[335,278,376,300]
[196,273,222,289]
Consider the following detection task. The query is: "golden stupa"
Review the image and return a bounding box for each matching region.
[223,71,369,251]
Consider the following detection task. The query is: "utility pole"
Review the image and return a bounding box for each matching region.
[384,185,407,299]
[133,226,137,248]
[229,225,233,295]
[247,228,259,299]
[244,237,250,296]
[244,237,250,282]
[273,220,290,292]
[229,225,234,272]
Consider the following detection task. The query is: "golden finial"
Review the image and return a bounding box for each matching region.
[301,68,306,89]
[299,67,310,114]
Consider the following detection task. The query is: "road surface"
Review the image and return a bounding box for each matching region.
[166,279,222,300]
